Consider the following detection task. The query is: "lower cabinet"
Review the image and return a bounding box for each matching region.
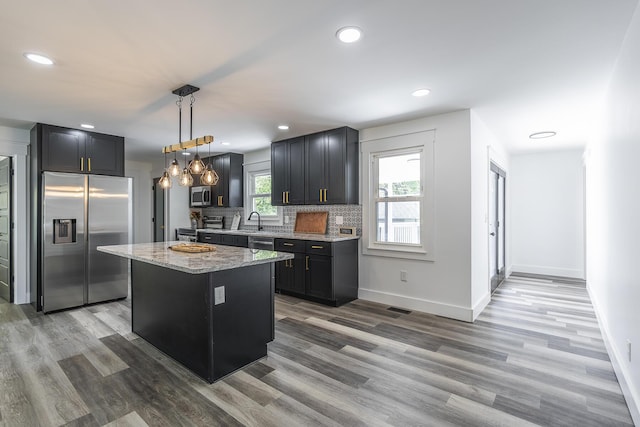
[274,238,358,306]
[197,232,248,248]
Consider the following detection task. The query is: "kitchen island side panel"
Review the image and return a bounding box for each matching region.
[211,262,272,380]
[131,260,213,381]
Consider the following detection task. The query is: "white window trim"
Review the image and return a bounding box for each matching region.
[243,160,283,226]
[361,130,435,261]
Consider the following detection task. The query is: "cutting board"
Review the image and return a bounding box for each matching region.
[294,211,328,234]
[169,243,216,253]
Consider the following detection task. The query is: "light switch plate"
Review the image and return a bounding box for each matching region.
[214,286,225,305]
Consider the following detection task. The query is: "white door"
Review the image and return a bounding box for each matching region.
[489,163,506,292]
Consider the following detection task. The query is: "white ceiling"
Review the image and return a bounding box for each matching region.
[1,0,637,161]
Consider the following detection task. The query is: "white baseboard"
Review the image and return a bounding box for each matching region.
[358,288,474,322]
[472,293,491,321]
[511,264,584,280]
[587,284,640,425]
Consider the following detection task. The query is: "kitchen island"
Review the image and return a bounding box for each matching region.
[97,242,293,383]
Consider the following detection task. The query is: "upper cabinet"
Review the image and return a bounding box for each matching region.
[271,126,358,205]
[194,152,244,207]
[271,136,305,206]
[34,124,124,176]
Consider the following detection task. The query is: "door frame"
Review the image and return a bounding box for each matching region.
[0,156,12,303]
[489,162,506,293]
[152,177,165,242]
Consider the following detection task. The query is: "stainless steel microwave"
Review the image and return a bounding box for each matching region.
[190,186,211,207]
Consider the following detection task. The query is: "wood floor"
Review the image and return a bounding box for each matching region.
[0,275,634,426]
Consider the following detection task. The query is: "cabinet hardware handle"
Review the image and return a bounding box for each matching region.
[324,188,327,202]
[283,243,294,246]
[305,255,309,271]
[319,189,323,202]
[286,191,289,204]
[80,157,84,171]
[218,195,223,206]
[289,259,293,268]
[282,191,285,204]
[88,157,91,171]
[311,245,323,249]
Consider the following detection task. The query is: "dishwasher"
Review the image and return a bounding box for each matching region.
[247,236,274,250]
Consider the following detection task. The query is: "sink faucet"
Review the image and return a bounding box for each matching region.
[248,211,263,230]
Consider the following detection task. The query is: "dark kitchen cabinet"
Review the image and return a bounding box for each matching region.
[200,153,243,207]
[271,126,358,206]
[271,136,305,205]
[197,231,248,248]
[274,238,358,306]
[305,127,359,205]
[36,123,124,176]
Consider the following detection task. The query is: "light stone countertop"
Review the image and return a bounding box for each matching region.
[97,241,293,275]
[196,229,360,242]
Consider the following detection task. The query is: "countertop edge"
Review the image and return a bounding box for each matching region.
[195,229,360,242]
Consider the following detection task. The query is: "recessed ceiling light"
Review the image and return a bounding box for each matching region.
[336,26,362,43]
[529,131,557,139]
[80,124,95,129]
[412,88,431,97]
[221,142,231,146]
[278,125,289,130]
[24,52,54,65]
[182,152,191,156]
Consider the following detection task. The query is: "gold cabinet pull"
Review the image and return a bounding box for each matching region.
[319,189,323,202]
[88,157,91,172]
[305,255,309,271]
[80,157,84,171]
[218,195,223,206]
[283,242,294,246]
[323,188,327,202]
[311,245,323,249]
[286,191,289,204]
[282,191,285,204]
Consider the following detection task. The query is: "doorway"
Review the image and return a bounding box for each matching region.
[489,162,506,293]
[152,178,165,242]
[0,157,12,302]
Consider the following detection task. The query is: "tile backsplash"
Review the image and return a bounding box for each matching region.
[200,205,362,236]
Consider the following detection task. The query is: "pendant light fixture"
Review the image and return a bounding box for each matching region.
[158,150,172,189]
[200,133,219,185]
[161,84,216,188]
[187,93,205,175]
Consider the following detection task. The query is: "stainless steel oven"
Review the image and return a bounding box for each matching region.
[190,186,211,207]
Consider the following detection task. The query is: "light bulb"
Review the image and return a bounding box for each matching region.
[189,153,205,175]
[168,159,181,177]
[179,168,193,186]
[201,164,219,185]
[158,171,172,189]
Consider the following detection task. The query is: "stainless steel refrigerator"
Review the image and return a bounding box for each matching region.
[42,172,132,312]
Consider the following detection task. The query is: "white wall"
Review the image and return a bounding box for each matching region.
[0,126,30,304]
[359,110,477,321]
[586,2,640,422]
[125,160,153,243]
[470,111,510,316]
[510,149,585,279]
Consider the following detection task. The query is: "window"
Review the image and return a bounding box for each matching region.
[362,130,435,260]
[375,150,422,245]
[244,161,283,226]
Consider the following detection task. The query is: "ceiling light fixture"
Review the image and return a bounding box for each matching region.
[529,131,557,139]
[412,88,431,97]
[80,124,95,129]
[278,125,289,130]
[221,142,231,146]
[24,52,54,65]
[160,84,216,189]
[336,26,362,43]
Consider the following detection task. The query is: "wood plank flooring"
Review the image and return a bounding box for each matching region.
[0,275,634,426]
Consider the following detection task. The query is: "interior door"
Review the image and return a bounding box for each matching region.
[489,162,506,292]
[0,157,11,302]
[153,178,165,242]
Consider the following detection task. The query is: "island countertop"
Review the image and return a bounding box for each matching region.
[97,241,293,274]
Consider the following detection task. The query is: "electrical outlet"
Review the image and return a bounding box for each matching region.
[400,270,407,282]
[284,216,289,224]
[628,339,632,362]
[335,215,344,225]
